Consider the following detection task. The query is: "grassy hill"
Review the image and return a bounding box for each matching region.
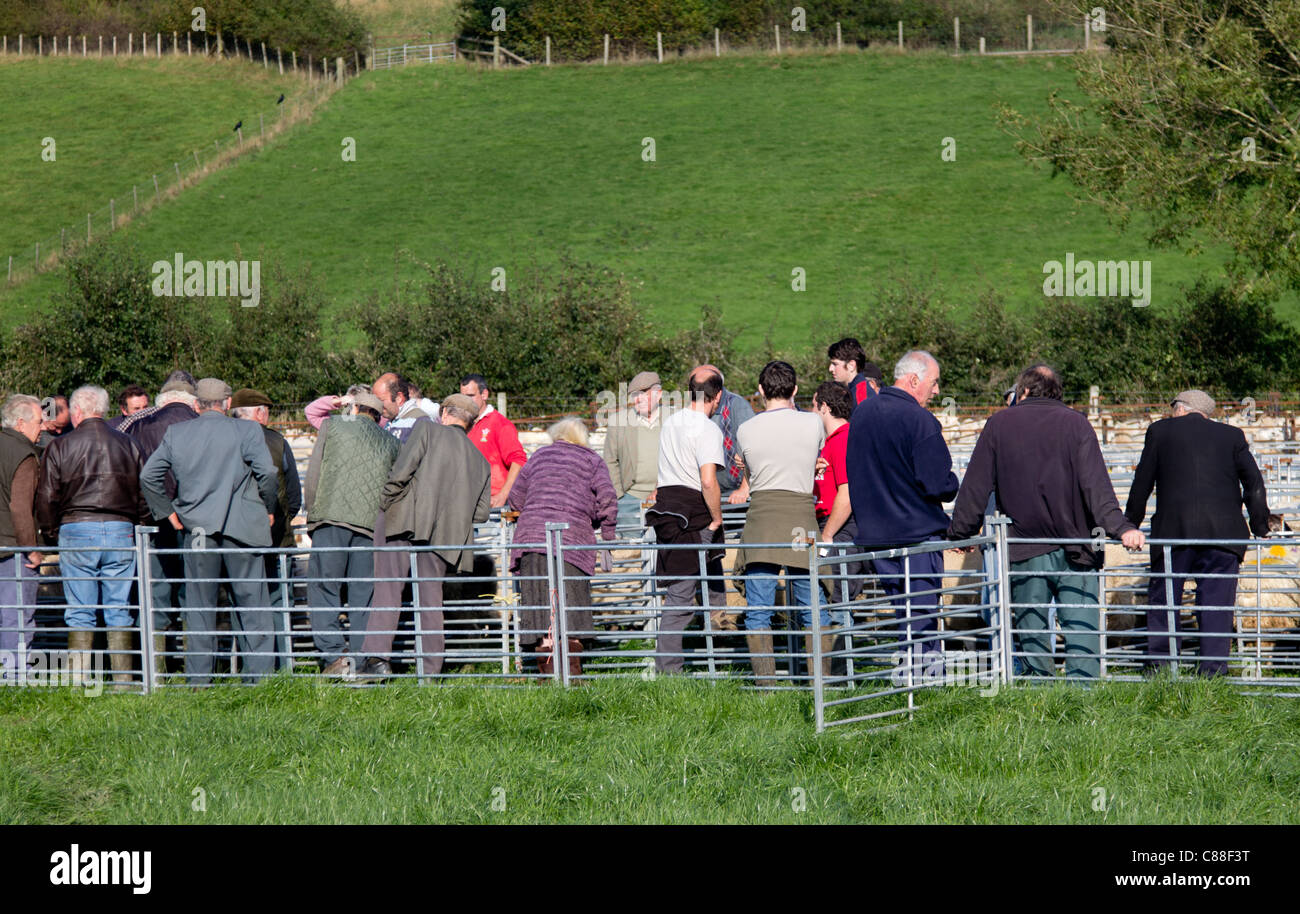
[0,55,304,314]
[0,50,1249,351]
[1,677,1296,823]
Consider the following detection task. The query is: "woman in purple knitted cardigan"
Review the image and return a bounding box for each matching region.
[508,417,618,658]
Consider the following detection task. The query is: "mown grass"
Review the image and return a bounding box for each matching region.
[0,677,1296,824]
[1,51,1251,350]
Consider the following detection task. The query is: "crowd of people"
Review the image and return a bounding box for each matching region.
[0,338,1272,686]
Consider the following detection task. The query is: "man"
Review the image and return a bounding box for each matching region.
[108,385,149,430]
[358,393,491,679]
[689,364,754,506]
[1125,389,1269,677]
[828,337,883,406]
[140,378,279,685]
[846,350,959,664]
[950,364,1145,679]
[37,386,148,688]
[117,370,197,435]
[735,361,830,685]
[36,394,69,450]
[231,388,303,667]
[460,373,527,509]
[0,395,43,683]
[373,371,433,443]
[603,370,664,527]
[645,370,727,673]
[124,376,199,673]
[303,390,399,676]
[811,381,864,612]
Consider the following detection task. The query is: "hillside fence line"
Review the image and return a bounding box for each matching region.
[0,33,369,288]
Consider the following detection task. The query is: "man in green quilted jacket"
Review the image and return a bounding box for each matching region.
[303,390,400,676]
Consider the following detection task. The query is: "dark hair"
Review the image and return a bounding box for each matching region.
[758,360,797,401]
[117,384,147,410]
[688,370,723,404]
[813,381,853,420]
[827,338,867,374]
[861,361,883,382]
[1015,363,1063,401]
[356,405,382,422]
[459,373,489,393]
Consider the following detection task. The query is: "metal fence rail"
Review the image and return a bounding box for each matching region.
[3,518,1298,734]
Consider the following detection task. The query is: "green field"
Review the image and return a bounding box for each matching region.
[0,51,1244,351]
[1,677,1296,824]
[0,55,303,311]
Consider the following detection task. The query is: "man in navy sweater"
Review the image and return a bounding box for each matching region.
[846,351,959,663]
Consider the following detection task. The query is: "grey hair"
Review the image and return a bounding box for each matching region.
[156,390,197,408]
[230,405,262,420]
[894,350,937,382]
[547,416,589,448]
[345,384,370,399]
[1,394,40,429]
[69,385,110,418]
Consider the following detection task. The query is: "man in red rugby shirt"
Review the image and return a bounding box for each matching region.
[812,381,863,609]
[459,374,527,509]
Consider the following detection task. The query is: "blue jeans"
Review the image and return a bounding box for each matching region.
[59,521,136,629]
[743,563,831,630]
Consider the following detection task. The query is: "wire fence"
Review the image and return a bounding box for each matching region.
[1,30,366,288]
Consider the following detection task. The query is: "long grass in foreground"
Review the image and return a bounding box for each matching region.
[0,677,1296,824]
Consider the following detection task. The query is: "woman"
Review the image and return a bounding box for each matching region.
[508,417,618,668]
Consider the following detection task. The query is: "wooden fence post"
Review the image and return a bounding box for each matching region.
[954,17,959,51]
[714,28,720,56]
[603,33,609,65]
[188,33,191,55]
[492,34,499,68]
[113,35,117,55]
[82,35,86,56]
[836,22,842,51]
[17,34,20,55]
[335,56,342,83]
[292,51,297,72]
[99,35,103,57]
[353,48,359,73]
[173,31,178,54]
[1027,15,1033,51]
[545,35,550,66]
[1085,16,1091,50]
[278,47,283,74]
[656,31,663,62]
[979,36,985,54]
[38,35,41,55]
[128,33,131,55]
[897,20,903,50]
[774,24,780,54]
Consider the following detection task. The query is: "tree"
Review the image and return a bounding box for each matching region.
[1002,1,1300,296]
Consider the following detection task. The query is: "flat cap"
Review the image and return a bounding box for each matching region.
[229,388,272,409]
[441,393,481,416]
[628,371,661,395]
[195,378,232,401]
[1171,389,1215,416]
[160,378,197,396]
[352,391,384,414]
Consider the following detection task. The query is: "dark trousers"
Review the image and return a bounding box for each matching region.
[307,525,374,665]
[819,517,864,606]
[516,552,593,648]
[1146,546,1238,677]
[182,532,273,685]
[361,535,448,676]
[654,538,725,673]
[150,524,185,631]
[870,542,944,656]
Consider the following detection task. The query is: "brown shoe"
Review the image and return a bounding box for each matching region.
[321,656,355,678]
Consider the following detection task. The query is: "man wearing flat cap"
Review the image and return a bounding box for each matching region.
[231,388,302,666]
[140,378,280,685]
[303,390,399,676]
[603,370,664,528]
[1125,389,1270,677]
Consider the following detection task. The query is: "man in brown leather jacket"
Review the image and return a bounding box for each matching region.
[36,385,149,687]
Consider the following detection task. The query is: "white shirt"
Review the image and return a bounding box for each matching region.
[656,407,726,492]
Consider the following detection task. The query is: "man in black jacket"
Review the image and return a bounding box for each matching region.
[37,385,149,687]
[1125,390,1269,677]
[950,364,1144,678]
[124,378,198,673]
